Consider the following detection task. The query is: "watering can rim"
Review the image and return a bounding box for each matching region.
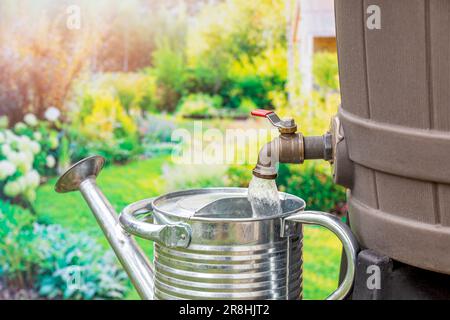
[147,187,307,223]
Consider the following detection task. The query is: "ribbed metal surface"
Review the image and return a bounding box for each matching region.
[153,237,303,300]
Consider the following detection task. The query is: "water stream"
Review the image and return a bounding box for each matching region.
[247,175,282,217]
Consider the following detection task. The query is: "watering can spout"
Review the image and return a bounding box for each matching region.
[55,156,155,300]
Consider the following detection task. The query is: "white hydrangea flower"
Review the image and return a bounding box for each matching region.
[15,175,27,191]
[1,143,12,157]
[24,114,38,127]
[0,132,5,144]
[33,132,42,141]
[46,155,56,168]
[5,150,17,163]
[14,122,27,131]
[30,141,41,154]
[44,107,61,122]
[25,170,40,188]
[4,130,16,143]
[17,136,31,152]
[8,151,32,173]
[0,160,16,180]
[3,181,21,197]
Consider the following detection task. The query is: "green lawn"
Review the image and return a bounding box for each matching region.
[35,156,341,300]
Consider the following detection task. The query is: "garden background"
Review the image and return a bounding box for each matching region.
[0,0,344,300]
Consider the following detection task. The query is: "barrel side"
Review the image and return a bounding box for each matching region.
[335,0,450,274]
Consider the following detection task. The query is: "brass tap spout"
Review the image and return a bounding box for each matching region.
[251,110,333,179]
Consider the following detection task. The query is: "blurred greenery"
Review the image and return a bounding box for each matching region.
[313,52,340,92]
[303,225,342,300]
[0,201,127,299]
[176,93,222,118]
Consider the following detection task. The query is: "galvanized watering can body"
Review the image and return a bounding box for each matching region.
[56,156,358,300]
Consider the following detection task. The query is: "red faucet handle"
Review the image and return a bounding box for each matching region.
[251,109,297,133]
[251,109,274,118]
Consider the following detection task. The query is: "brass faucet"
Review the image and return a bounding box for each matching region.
[251,109,333,179]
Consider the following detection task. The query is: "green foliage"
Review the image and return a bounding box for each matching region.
[313,52,340,92]
[186,0,287,109]
[226,45,287,109]
[277,91,341,137]
[69,90,141,164]
[163,164,228,192]
[224,164,253,188]
[0,201,127,300]
[0,201,38,288]
[176,94,222,118]
[139,114,178,158]
[140,114,176,144]
[303,225,342,299]
[151,5,188,112]
[237,98,258,115]
[104,73,159,113]
[33,224,127,300]
[187,0,286,67]
[152,41,187,112]
[278,163,346,214]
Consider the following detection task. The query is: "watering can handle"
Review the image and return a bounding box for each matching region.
[284,211,359,300]
[119,198,191,248]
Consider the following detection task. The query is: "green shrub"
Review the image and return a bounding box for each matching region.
[187,0,286,68]
[279,163,346,214]
[186,1,287,109]
[152,40,187,113]
[69,91,141,164]
[224,164,253,188]
[69,133,141,165]
[225,46,287,109]
[33,224,127,300]
[0,202,38,289]
[139,114,178,158]
[312,52,339,92]
[103,73,159,113]
[163,164,228,191]
[176,94,222,118]
[0,202,127,300]
[184,65,228,96]
[236,98,258,115]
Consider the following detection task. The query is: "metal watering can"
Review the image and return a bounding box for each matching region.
[55,155,358,300]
